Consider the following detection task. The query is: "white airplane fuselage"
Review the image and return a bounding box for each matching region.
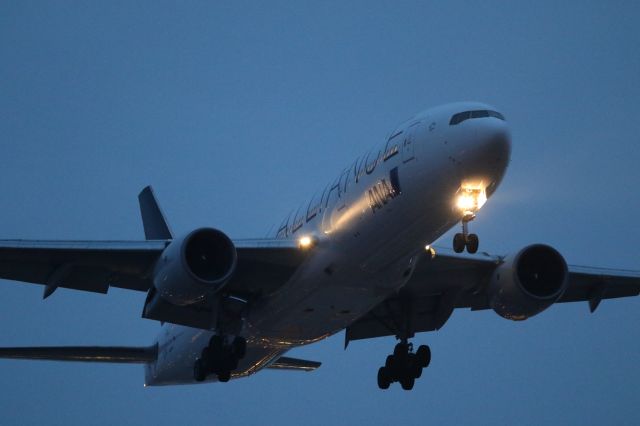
[145,102,511,385]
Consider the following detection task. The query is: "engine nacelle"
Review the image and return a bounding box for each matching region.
[488,244,568,321]
[152,227,237,306]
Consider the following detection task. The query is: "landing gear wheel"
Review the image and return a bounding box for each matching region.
[201,346,211,359]
[194,359,206,382]
[413,365,423,379]
[218,370,231,382]
[209,335,223,351]
[232,336,247,359]
[385,355,395,370]
[416,345,431,368]
[466,234,479,254]
[377,367,391,390]
[453,233,465,253]
[409,354,422,379]
[400,375,415,391]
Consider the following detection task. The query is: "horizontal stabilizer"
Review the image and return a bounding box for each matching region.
[267,356,321,372]
[0,345,157,364]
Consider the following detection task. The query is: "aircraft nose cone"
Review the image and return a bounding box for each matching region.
[451,120,511,194]
[484,128,511,170]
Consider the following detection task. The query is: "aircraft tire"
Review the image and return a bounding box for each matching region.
[409,354,422,379]
[201,347,211,360]
[377,367,391,389]
[466,234,479,254]
[385,355,395,370]
[209,335,223,351]
[400,375,415,391]
[453,233,466,253]
[416,345,431,368]
[194,359,207,382]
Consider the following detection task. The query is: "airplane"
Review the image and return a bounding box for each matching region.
[0,101,638,391]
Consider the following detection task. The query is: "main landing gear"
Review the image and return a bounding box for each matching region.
[453,213,479,254]
[193,335,247,383]
[377,340,431,390]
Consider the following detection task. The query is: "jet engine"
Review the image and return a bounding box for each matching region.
[152,227,237,306]
[488,244,568,320]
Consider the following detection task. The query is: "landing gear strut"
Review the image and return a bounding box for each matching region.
[193,335,247,383]
[377,341,431,390]
[453,212,479,254]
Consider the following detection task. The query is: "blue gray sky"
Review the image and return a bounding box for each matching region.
[1,1,639,425]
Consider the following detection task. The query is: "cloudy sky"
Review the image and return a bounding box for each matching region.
[1,1,639,424]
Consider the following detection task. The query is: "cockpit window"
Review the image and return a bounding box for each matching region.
[471,110,489,118]
[449,111,471,125]
[488,110,505,120]
[450,110,505,125]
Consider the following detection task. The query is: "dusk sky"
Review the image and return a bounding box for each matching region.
[1,1,639,425]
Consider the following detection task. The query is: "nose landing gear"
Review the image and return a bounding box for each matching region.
[377,341,431,390]
[193,335,247,383]
[453,213,479,254]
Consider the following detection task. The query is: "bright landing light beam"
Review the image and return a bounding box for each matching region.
[298,235,317,250]
[456,185,487,215]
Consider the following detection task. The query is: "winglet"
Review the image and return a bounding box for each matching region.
[138,186,173,240]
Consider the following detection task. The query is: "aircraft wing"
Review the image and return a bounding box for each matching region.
[0,239,166,296]
[0,238,305,299]
[0,186,311,332]
[345,247,640,345]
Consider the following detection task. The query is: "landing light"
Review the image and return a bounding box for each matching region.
[456,184,487,215]
[424,245,436,259]
[298,235,317,250]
